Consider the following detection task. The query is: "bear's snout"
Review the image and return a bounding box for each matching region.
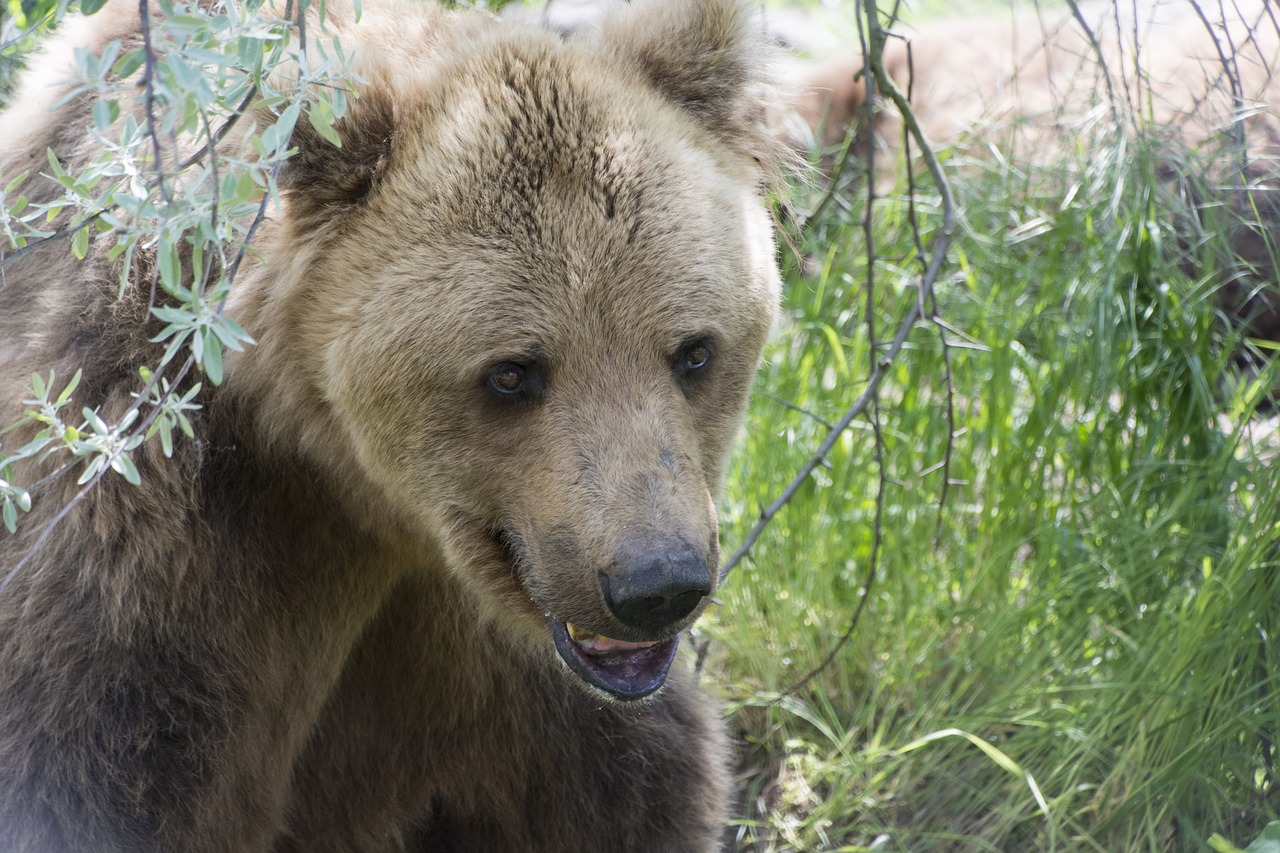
[599,540,711,635]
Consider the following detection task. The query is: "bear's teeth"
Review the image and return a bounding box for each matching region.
[564,622,658,655]
[566,622,600,643]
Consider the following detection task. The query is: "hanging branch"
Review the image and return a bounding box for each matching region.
[720,0,957,587]
[897,42,958,547]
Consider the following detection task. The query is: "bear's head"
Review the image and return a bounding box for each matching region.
[240,0,782,701]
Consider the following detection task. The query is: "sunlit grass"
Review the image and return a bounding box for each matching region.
[712,101,1280,852]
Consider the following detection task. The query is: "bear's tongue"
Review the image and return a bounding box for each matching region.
[547,617,679,701]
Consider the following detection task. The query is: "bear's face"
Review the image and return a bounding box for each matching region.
[264,2,780,701]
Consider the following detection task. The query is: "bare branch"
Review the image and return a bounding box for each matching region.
[1064,0,1121,124]
[896,35,957,546]
[720,0,956,585]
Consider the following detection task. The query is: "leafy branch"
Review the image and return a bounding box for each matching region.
[0,0,351,556]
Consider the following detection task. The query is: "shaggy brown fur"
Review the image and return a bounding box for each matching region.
[0,0,784,849]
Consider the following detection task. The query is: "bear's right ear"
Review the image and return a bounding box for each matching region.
[277,84,398,221]
[599,0,770,148]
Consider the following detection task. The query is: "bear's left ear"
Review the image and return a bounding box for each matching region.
[277,83,398,221]
[600,0,771,149]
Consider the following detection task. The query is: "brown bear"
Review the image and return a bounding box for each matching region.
[0,0,785,849]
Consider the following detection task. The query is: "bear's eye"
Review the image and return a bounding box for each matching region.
[484,360,545,407]
[682,342,711,371]
[489,363,526,394]
[674,337,716,395]
[675,338,715,374]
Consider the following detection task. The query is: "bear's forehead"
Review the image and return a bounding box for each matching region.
[389,32,729,240]
[332,22,775,364]
[360,41,750,283]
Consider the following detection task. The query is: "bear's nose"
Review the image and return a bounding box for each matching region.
[600,542,711,635]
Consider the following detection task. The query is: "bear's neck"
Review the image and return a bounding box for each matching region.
[190,380,455,743]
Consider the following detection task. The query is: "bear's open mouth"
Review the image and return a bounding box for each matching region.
[547,617,679,701]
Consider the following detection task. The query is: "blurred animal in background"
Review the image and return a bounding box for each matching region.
[786,1,1280,392]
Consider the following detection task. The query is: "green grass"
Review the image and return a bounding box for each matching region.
[710,86,1280,852]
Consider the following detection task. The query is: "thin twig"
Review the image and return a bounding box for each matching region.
[0,7,59,52]
[1064,0,1121,124]
[1192,0,1248,181]
[196,106,221,301]
[220,166,275,307]
[1109,0,1133,118]
[139,0,174,208]
[718,265,920,582]
[177,81,262,173]
[3,219,97,265]
[929,287,956,547]
[762,392,835,431]
[861,6,877,357]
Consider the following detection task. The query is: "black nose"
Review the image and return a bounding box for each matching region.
[600,542,711,635]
